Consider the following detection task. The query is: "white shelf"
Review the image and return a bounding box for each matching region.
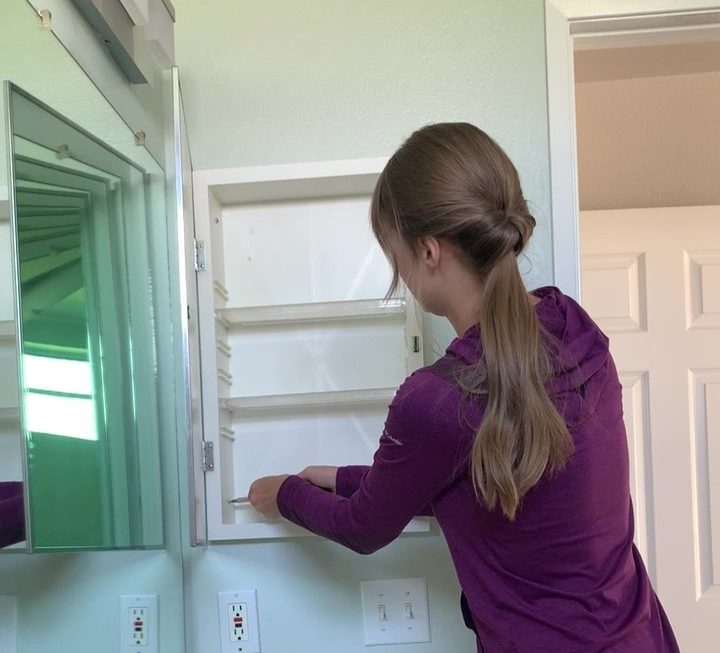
[220,298,405,328]
[194,157,387,206]
[0,320,15,342]
[221,387,396,414]
[209,517,431,541]
[0,407,19,426]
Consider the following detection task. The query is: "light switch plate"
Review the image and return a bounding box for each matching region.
[121,594,158,653]
[360,577,430,645]
[218,590,260,653]
[0,596,17,653]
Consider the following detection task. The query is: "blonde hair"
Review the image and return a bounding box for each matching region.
[371,123,573,520]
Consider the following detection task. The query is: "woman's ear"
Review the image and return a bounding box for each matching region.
[418,236,442,271]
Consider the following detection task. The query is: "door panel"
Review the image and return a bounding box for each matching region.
[581,206,720,652]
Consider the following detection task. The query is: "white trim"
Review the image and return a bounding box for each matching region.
[546,0,582,300]
[550,0,720,20]
[209,517,431,543]
[545,0,720,300]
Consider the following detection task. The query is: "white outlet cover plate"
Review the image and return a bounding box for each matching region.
[218,590,261,653]
[121,594,158,653]
[0,595,18,653]
[360,577,431,645]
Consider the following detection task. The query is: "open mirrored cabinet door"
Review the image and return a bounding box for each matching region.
[170,66,207,547]
[5,83,166,551]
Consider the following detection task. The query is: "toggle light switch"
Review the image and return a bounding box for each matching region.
[360,578,430,645]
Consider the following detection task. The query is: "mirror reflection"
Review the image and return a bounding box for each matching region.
[7,86,165,551]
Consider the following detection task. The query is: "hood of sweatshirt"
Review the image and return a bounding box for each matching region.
[444,286,611,424]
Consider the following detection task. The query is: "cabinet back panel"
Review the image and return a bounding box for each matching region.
[221,196,391,307]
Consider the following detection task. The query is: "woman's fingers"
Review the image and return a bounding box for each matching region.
[248,475,288,519]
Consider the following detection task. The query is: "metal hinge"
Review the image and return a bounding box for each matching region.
[201,441,214,472]
[194,239,207,271]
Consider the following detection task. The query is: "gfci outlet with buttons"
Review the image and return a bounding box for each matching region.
[218,590,260,653]
[130,606,148,645]
[121,595,158,653]
[228,602,248,641]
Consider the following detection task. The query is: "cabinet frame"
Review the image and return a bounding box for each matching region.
[192,158,430,542]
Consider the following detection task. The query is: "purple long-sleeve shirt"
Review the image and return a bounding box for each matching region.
[278,286,679,652]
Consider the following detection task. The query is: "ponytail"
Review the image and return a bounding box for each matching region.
[470,254,573,520]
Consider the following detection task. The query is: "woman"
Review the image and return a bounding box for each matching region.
[249,123,679,652]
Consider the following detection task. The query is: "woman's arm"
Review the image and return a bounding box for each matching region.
[300,464,434,517]
[275,371,461,553]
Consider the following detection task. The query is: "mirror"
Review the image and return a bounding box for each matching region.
[5,85,166,551]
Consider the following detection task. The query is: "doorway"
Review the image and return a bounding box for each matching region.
[546,3,720,651]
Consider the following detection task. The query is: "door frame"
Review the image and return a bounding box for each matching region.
[545,0,720,300]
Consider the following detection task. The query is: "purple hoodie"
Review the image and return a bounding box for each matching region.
[278,286,679,652]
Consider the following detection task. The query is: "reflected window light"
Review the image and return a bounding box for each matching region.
[23,355,97,441]
[23,354,93,395]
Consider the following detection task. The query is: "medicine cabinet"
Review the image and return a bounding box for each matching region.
[2,84,168,551]
[190,159,430,541]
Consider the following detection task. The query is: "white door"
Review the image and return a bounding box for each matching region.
[580,206,720,652]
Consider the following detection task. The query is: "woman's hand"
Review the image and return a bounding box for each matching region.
[248,475,289,519]
[298,466,338,491]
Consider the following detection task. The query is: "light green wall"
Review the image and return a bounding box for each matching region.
[175,0,553,356]
[0,2,185,652]
[174,1,551,652]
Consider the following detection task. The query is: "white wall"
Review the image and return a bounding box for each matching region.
[0,3,186,652]
[174,1,552,651]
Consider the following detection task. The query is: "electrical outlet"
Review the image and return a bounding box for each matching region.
[130,606,148,646]
[218,590,260,653]
[228,602,248,642]
[121,595,158,653]
[0,596,17,653]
